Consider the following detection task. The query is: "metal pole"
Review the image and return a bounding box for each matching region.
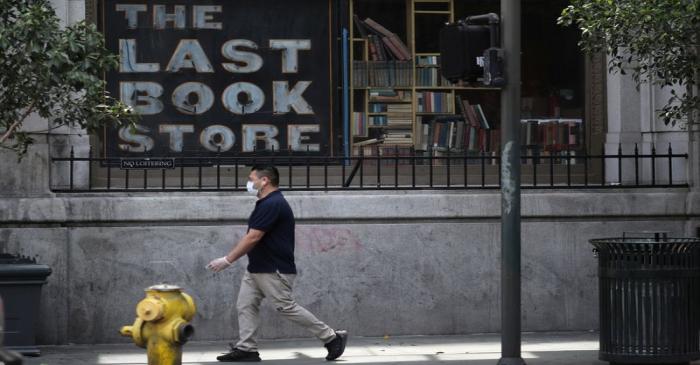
[498,0,524,364]
[342,28,351,162]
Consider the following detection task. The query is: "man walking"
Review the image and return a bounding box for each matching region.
[207,165,347,362]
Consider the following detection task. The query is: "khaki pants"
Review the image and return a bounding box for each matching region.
[235,271,336,351]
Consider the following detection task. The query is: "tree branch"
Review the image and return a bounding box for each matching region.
[0,102,36,144]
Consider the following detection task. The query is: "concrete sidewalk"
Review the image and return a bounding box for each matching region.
[21,331,694,365]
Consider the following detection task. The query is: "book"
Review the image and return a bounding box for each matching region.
[369,115,388,126]
[363,18,412,60]
[421,121,430,151]
[353,14,369,38]
[415,56,445,86]
[417,92,452,113]
[387,35,412,60]
[367,36,379,61]
[382,37,406,61]
[354,137,382,147]
[456,95,470,126]
[369,89,410,102]
[474,104,490,129]
[353,111,367,137]
[366,61,412,87]
[355,15,402,62]
[353,61,368,87]
[455,121,465,149]
[464,100,481,127]
[369,35,387,61]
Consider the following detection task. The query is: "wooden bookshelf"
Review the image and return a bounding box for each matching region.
[350,0,500,155]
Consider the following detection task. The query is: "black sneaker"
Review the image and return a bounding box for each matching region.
[217,344,262,362]
[324,330,348,361]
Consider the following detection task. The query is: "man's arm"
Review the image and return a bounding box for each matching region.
[225,228,265,263]
[207,228,265,272]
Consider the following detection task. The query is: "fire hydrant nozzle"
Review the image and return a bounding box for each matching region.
[120,284,196,365]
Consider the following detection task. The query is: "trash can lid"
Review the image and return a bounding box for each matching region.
[589,237,700,252]
[0,254,51,278]
[0,264,52,278]
[590,237,700,244]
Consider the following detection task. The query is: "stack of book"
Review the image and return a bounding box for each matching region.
[369,88,411,102]
[369,115,388,126]
[353,61,369,87]
[382,130,413,145]
[351,144,414,164]
[367,61,412,87]
[383,102,413,146]
[416,92,453,113]
[415,56,452,87]
[386,104,412,127]
[354,15,412,61]
[457,95,498,153]
[520,118,583,164]
[352,111,367,137]
[354,88,415,149]
[415,96,499,154]
[520,118,582,151]
[353,15,413,87]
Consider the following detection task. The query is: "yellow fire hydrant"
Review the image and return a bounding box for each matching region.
[120,284,196,365]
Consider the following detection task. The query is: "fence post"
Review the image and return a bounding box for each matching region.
[651,144,656,186]
[618,143,622,185]
[69,146,74,191]
[634,143,639,186]
[217,146,221,190]
[668,143,673,185]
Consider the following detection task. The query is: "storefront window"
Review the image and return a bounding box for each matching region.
[350,0,588,158]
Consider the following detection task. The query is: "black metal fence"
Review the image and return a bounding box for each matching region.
[50,143,688,192]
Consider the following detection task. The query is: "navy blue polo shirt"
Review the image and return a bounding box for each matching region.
[246,190,296,274]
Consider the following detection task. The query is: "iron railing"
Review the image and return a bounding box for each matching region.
[50,143,688,192]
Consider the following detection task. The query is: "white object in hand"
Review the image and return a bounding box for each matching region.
[207,256,232,272]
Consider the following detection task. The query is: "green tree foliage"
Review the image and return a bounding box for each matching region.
[0,0,136,155]
[558,0,699,126]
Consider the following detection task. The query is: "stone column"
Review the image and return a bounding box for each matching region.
[686,77,700,237]
[0,0,89,197]
[605,63,643,184]
[50,0,85,27]
[605,59,688,186]
[48,0,92,191]
[0,116,52,197]
[639,82,688,186]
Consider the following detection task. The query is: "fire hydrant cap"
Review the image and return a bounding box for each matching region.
[137,299,164,321]
[146,284,182,292]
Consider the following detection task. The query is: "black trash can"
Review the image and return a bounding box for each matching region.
[0,254,51,357]
[590,234,700,364]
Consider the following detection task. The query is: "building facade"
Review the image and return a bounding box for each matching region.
[0,0,698,345]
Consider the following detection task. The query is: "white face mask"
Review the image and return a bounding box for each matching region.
[246,180,258,195]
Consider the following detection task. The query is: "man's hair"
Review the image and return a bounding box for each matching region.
[251,165,280,186]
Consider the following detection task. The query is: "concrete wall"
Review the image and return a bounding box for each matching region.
[1,189,697,345]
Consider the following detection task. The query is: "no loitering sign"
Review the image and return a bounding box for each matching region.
[120,158,176,169]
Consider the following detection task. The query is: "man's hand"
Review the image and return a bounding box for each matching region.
[207,256,232,272]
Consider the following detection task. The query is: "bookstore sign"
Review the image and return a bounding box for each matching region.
[100,0,333,157]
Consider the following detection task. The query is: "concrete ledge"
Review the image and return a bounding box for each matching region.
[0,189,691,223]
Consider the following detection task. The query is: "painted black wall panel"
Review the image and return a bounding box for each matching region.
[101,0,336,157]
